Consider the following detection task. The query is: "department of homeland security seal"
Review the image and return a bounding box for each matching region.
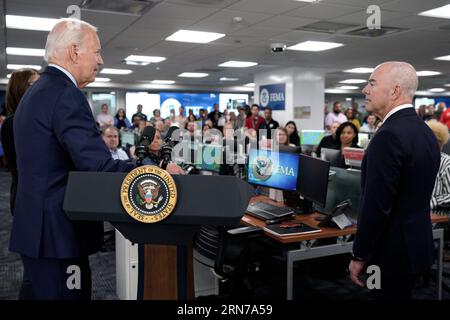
[120,165,177,223]
[252,155,273,181]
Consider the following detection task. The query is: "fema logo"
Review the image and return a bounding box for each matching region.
[252,155,273,181]
[260,88,269,107]
[121,166,177,223]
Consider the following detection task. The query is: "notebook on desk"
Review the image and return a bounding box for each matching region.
[263,222,321,237]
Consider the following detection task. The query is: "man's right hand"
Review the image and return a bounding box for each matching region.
[165,162,185,175]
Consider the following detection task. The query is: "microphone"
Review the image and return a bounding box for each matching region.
[164,125,180,144]
[135,126,156,165]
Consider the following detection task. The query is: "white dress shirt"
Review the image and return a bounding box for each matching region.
[381,104,413,124]
[48,64,77,87]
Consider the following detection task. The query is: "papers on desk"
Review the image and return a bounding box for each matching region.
[263,222,321,237]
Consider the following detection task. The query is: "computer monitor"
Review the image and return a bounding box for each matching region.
[297,154,330,211]
[120,131,136,148]
[278,144,302,154]
[247,149,300,191]
[358,133,370,149]
[195,143,222,173]
[342,147,364,168]
[320,148,345,168]
[301,130,325,146]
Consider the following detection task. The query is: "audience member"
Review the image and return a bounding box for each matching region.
[102,126,129,160]
[259,107,279,139]
[316,121,340,157]
[96,103,114,129]
[324,101,347,130]
[132,104,147,122]
[285,121,300,146]
[114,108,131,130]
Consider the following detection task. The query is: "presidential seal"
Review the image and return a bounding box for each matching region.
[120,165,177,223]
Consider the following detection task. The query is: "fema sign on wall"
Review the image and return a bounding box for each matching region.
[259,83,285,111]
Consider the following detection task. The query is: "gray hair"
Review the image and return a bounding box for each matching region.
[44,18,97,62]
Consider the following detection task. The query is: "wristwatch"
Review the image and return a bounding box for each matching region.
[350,253,365,262]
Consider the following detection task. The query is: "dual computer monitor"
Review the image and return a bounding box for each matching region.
[247,148,330,208]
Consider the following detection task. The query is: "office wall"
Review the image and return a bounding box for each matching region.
[254,67,325,130]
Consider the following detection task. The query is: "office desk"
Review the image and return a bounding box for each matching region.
[242,196,449,300]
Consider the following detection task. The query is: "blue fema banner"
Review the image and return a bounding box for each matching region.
[259,83,285,110]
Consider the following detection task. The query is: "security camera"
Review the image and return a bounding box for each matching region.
[271,43,286,53]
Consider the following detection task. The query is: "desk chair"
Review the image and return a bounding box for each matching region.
[194,225,264,298]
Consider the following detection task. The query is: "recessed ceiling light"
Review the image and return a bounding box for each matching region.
[429,88,445,92]
[100,68,133,75]
[339,79,367,84]
[419,4,450,19]
[415,91,431,96]
[6,15,59,31]
[6,47,45,56]
[178,72,208,78]
[94,77,111,82]
[220,77,239,81]
[337,85,359,90]
[166,30,225,44]
[125,55,166,65]
[218,61,258,68]
[434,54,450,61]
[287,41,343,52]
[344,67,374,73]
[346,97,352,101]
[416,70,441,77]
[7,64,41,70]
[295,0,320,2]
[445,83,450,87]
[244,83,255,87]
[151,80,175,84]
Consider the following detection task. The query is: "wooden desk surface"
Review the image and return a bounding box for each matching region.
[242,196,449,244]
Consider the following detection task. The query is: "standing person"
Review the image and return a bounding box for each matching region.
[11,18,136,300]
[324,101,347,130]
[244,104,264,131]
[0,68,39,215]
[132,104,147,122]
[114,108,131,131]
[0,69,39,300]
[235,107,246,129]
[207,103,222,128]
[259,107,279,139]
[96,103,114,129]
[348,61,440,299]
[285,121,300,146]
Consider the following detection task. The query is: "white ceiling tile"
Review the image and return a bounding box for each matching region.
[227,0,306,15]
[285,3,362,20]
[189,9,272,34]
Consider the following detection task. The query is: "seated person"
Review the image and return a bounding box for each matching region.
[275,127,296,147]
[316,121,340,157]
[426,120,450,209]
[325,121,361,168]
[102,126,129,160]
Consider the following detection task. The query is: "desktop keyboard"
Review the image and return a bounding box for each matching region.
[432,207,450,216]
[246,201,294,221]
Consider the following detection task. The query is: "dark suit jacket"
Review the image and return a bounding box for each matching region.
[353,107,440,275]
[11,66,135,259]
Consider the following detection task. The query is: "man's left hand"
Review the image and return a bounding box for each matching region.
[349,260,366,287]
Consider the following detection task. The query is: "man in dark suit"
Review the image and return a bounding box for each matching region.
[11,18,135,299]
[349,61,440,299]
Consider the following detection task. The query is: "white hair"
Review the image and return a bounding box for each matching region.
[375,61,419,99]
[44,18,98,62]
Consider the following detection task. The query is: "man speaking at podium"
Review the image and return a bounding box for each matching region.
[10,19,135,299]
[349,62,440,299]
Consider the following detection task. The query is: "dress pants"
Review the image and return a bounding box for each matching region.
[21,255,92,300]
